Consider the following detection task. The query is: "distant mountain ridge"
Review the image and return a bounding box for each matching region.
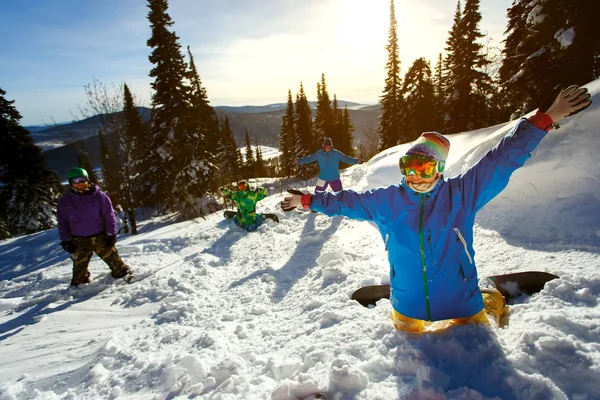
[26,101,380,179]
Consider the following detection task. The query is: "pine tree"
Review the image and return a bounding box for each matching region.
[279,90,296,177]
[341,105,356,158]
[120,83,147,234]
[0,216,9,240]
[145,0,191,211]
[331,96,343,153]
[217,115,242,186]
[443,0,492,133]
[98,128,121,199]
[314,74,335,145]
[401,58,435,141]
[186,45,219,189]
[244,130,255,178]
[294,83,316,180]
[378,0,404,150]
[0,87,62,236]
[74,151,97,184]
[432,54,446,129]
[498,0,600,117]
[254,144,266,178]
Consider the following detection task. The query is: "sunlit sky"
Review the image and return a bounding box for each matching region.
[1,0,512,126]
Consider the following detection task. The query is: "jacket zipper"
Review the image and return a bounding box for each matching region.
[419,194,432,321]
[453,228,473,264]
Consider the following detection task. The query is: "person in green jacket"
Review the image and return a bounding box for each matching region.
[220,181,270,231]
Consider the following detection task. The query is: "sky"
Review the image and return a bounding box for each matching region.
[0,0,512,126]
[1,79,599,400]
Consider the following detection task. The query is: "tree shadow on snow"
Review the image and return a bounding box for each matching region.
[388,325,561,400]
[200,219,247,261]
[0,280,111,341]
[0,228,67,282]
[229,213,342,303]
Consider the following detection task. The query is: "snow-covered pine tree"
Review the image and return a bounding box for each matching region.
[146,0,217,219]
[378,0,403,151]
[145,0,192,212]
[0,87,62,236]
[498,0,600,117]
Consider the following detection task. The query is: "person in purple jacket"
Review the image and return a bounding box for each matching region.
[57,167,131,286]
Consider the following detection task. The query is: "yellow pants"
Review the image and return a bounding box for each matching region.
[391,290,506,333]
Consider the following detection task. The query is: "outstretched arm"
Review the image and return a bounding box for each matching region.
[298,151,318,165]
[336,150,359,165]
[280,189,377,221]
[462,85,592,213]
[220,187,235,200]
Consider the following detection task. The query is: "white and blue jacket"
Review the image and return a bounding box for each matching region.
[298,149,359,181]
[311,119,547,321]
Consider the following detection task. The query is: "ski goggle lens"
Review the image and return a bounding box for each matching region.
[71,177,88,184]
[238,183,247,190]
[323,145,331,151]
[400,155,438,178]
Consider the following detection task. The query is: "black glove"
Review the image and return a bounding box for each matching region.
[104,235,117,248]
[60,240,76,254]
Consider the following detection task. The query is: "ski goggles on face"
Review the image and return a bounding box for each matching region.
[238,183,247,190]
[70,177,89,184]
[399,154,438,178]
[323,145,331,151]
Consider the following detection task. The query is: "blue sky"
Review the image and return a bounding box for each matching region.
[1,0,512,126]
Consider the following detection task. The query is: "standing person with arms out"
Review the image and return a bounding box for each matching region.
[282,86,592,333]
[220,180,276,232]
[57,167,131,286]
[297,137,362,193]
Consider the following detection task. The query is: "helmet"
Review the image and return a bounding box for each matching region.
[67,167,89,181]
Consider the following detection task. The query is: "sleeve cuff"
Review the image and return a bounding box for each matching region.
[528,110,554,132]
[301,193,312,210]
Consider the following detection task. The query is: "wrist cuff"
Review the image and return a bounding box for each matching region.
[528,110,554,132]
[301,193,312,210]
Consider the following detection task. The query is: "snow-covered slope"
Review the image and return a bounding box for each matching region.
[1,80,599,399]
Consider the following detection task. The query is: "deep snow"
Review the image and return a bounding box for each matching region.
[1,80,600,400]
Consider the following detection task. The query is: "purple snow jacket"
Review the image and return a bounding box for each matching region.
[57,185,117,241]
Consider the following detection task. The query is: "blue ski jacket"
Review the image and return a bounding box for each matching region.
[298,149,359,181]
[311,119,547,321]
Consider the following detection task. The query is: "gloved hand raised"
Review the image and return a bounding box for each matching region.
[104,235,117,248]
[540,85,592,124]
[60,240,76,254]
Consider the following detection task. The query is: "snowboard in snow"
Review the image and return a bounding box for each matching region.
[223,210,279,223]
[351,271,559,307]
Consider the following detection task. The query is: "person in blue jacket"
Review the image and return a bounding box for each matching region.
[281,85,592,332]
[297,137,362,192]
